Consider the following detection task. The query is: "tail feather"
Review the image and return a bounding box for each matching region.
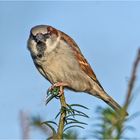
[91,90,128,116]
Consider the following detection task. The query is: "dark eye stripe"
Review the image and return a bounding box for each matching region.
[31,32,50,42]
[44,33,50,38]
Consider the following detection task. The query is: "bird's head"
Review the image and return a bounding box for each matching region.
[27,25,60,59]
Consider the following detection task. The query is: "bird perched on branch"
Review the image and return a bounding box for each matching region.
[27,25,128,115]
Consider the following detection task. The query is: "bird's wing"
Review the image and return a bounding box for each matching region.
[60,31,104,90]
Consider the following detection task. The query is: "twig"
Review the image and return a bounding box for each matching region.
[54,94,67,139]
[20,111,30,140]
[116,49,140,139]
[124,48,140,109]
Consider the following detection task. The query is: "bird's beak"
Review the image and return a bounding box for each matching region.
[35,33,45,43]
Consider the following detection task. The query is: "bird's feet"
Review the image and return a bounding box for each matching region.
[48,82,68,97]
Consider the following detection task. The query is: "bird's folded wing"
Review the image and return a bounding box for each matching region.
[60,30,103,90]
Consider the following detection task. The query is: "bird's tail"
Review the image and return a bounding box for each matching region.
[90,89,128,116]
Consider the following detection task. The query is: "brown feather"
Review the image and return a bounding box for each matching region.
[59,30,104,90]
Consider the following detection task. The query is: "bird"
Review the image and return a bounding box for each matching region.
[27,25,128,115]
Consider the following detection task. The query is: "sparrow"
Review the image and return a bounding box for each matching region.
[27,25,128,115]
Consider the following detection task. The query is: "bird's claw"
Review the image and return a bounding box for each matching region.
[47,82,68,97]
[46,82,68,105]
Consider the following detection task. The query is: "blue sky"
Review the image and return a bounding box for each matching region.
[0,1,140,139]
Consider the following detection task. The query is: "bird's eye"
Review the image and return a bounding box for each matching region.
[44,33,50,39]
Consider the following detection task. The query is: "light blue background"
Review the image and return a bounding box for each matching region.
[0,1,140,139]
